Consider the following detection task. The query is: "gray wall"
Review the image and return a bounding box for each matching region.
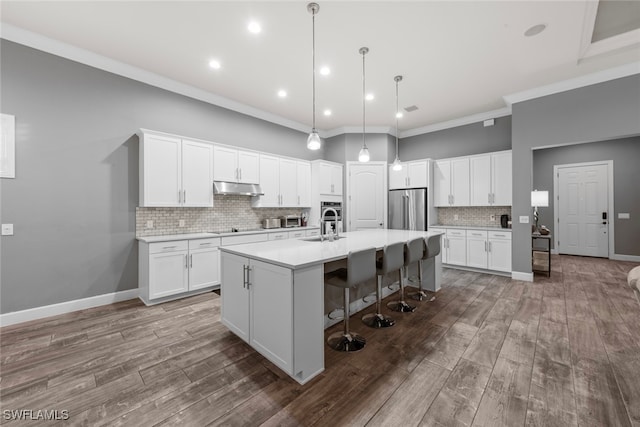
[533,137,640,255]
[0,40,320,314]
[512,74,640,273]
[400,116,512,160]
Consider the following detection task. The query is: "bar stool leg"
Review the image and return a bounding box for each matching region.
[362,275,395,328]
[327,288,366,351]
[409,259,435,302]
[386,267,416,312]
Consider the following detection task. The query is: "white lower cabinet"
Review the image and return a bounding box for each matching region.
[139,237,220,305]
[430,227,511,274]
[268,231,289,241]
[288,229,306,239]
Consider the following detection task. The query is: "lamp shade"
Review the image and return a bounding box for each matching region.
[531,190,549,207]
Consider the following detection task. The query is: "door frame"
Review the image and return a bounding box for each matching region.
[346,161,388,231]
[553,160,614,258]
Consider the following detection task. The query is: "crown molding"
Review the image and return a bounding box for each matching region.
[399,107,512,138]
[503,62,640,107]
[0,23,312,135]
[322,126,395,139]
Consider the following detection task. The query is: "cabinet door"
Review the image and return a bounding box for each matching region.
[319,163,334,195]
[279,158,298,206]
[213,146,239,182]
[220,252,250,342]
[430,229,447,263]
[491,151,512,206]
[488,238,512,272]
[388,165,406,190]
[258,155,280,207]
[331,164,343,195]
[450,158,470,206]
[466,231,488,269]
[249,259,293,375]
[142,134,182,207]
[296,161,311,207]
[182,140,214,207]
[189,247,219,290]
[238,150,260,184]
[407,161,428,188]
[470,155,491,206]
[149,250,188,299]
[433,160,451,207]
[447,235,467,266]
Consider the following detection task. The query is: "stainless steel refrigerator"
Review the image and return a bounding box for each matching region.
[389,188,428,231]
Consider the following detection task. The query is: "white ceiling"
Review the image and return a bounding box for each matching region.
[1,1,639,135]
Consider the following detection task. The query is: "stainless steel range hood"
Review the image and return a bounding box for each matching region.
[213,181,264,196]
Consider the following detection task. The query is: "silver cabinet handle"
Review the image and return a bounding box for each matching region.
[190,254,193,268]
[484,241,487,252]
[235,168,239,180]
[185,255,188,269]
[298,195,300,205]
[162,245,177,250]
[488,193,491,204]
[183,190,186,204]
[178,190,182,204]
[243,265,248,288]
[246,266,252,288]
[199,242,212,246]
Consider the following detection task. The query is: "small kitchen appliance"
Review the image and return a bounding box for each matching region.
[262,218,280,229]
[281,215,301,228]
[500,214,510,229]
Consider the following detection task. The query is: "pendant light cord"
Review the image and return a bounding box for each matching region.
[395,78,399,155]
[362,49,367,149]
[311,8,316,132]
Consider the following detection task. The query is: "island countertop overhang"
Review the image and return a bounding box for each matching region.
[219,229,444,270]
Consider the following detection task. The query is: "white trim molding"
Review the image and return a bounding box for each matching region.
[611,254,640,263]
[0,289,139,327]
[400,108,512,138]
[512,271,534,282]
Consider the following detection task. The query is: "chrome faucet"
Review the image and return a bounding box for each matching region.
[320,208,339,242]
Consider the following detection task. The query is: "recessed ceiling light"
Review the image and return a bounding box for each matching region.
[396,112,403,119]
[323,109,332,116]
[320,66,331,76]
[524,23,547,37]
[209,59,221,70]
[248,21,262,34]
[365,93,374,101]
[277,90,287,98]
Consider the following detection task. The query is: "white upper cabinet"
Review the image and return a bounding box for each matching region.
[389,160,429,190]
[318,162,343,196]
[434,158,469,206]
[470,151,512,206]
[213,145,259,184]
[139,131,213,207]
[253,155,307,208]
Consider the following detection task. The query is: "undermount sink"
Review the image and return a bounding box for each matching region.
[302,235,346,242]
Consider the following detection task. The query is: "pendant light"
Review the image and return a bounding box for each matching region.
[306,3,321,150]
[358,47,370,163]
[392,75,403,171]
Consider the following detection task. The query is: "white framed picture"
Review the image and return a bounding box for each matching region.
[1,113,15,178]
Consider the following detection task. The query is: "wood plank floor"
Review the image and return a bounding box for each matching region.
[1,255,639,426]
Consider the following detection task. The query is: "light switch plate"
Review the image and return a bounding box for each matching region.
[1,224,14,235]
[519,216,529,224]
[146,220,153,229]
[179,219,185,227]
[618,213,630,219]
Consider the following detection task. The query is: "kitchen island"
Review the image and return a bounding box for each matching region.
[219,228,443,384]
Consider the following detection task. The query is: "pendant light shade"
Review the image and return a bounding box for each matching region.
[392,75,403,171]
[307,3,321,150]
[358,47,370,163]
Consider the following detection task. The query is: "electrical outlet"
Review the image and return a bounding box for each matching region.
[454,214,459,221]
[179,219,185,227]
[490,215,496,221]
[519,215,529,224]
[146,220,154,229]
[1,224,14,236]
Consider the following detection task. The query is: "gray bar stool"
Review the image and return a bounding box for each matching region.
[325,247,377,352]
[409,234,441,301]
[387,238,421,313]
[362,242,403,328]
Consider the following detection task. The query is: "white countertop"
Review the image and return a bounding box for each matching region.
[220,229,444,270]
[136,226,320,243]
[430,224,512,232]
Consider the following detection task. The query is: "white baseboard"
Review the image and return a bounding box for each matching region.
[512,271,534,282]
[0,289,139,327]
[611,254,640,262]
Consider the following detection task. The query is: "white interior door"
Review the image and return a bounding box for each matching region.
[348,162,386,230]
[557,163,609,257]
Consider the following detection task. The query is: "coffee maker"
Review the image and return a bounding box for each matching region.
[500,214,510,229]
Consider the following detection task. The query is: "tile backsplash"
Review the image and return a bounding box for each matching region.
[136,195,309,237]
[437,206,512,227]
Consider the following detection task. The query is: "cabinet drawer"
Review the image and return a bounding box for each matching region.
[269,232,288,241]
[188,237,220,250]
[305,228,320,237]
[149,240,188,254]
[288,230,306,239]
[221,234,269,246]
[488,231,511,240]
[467,230,488,238]
[446,229,466,237]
